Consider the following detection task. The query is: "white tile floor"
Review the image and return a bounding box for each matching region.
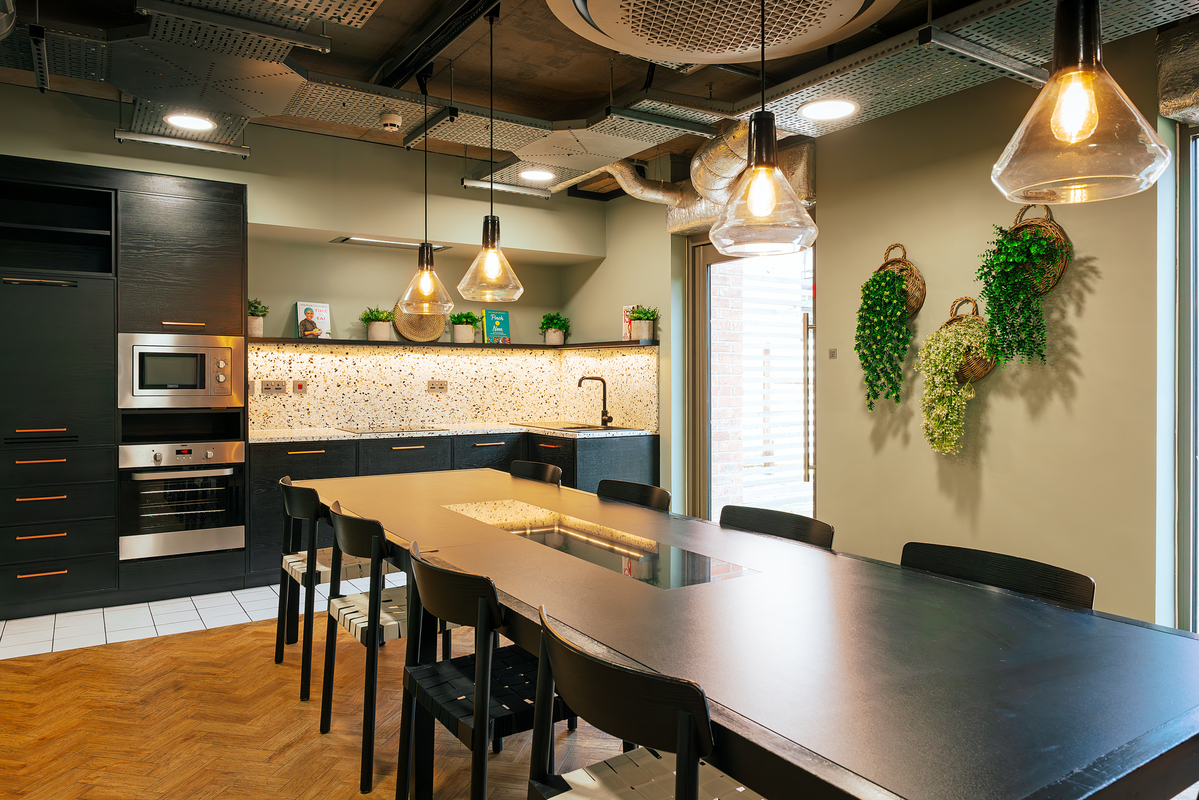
[0,572,407,661]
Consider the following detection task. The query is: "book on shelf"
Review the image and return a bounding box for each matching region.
[484,309,510,344]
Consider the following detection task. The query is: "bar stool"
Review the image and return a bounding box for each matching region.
[511,459,562,486]
[901,542,1095,608]
[719,505,834,549]
[527,606,764,800]
[596,479,671,511]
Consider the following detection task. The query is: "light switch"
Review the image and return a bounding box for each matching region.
[292,379,307,395]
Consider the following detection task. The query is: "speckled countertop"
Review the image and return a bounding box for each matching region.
[249,422,653,444]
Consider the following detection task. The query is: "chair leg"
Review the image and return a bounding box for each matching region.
[274,568,290,663]
[492,737,503,754]
[285,574,300,644]
[319,613,338,734]
[361,627,381,793]
[441,623,451,661]
[567,714,578,731]
[396,682,415,800]
[299,568,317,701]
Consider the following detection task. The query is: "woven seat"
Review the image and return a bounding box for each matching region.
[329,585,408,645]
[274,477,329,702]
[282,548,400,585]
[551,748,763,800]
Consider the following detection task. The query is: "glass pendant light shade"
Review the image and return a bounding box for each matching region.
[399,243,454,315]
[711,111,818,257]
[991,0,1170,204]
[458,216,524,302]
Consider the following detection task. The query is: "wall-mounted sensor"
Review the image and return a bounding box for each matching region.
[380,111,403,132]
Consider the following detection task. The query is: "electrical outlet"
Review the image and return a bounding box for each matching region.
[427,379,448,394]
[292,379,307,395]
[261,380,288,395]
[828,348,838,360]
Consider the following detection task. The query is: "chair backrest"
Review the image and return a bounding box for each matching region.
[510,460,562,486]
[537,606,713,756]
[327,500,387,561]
[596,479,671,512]
[901,542,1095,609]
[719,505,834,549]
[408,541,504,630]
[280,475,322,520]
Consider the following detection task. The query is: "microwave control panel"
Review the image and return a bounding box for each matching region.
[213,352,232,395]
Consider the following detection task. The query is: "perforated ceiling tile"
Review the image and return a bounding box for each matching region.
[587,113,707,144]
[165,0,381,30]
[131,98,248,143]
[147,14,295,62]
[0,29,32,71]
[282,80,432,132]
[620,0,835,57]
[628,99,727,125]
[484,161,588,189]
[429,112,550,152]
[0,27,108,81]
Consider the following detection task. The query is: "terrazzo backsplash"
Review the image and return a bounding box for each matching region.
[247,343,659,433]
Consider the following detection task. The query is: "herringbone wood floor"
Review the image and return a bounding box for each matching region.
[0,617,620,799]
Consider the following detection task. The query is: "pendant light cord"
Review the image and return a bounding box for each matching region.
[760,0,766,112]
[423,90,428,244]
[489,12,495,218]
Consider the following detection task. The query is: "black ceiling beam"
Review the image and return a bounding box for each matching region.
[372,0,500,90]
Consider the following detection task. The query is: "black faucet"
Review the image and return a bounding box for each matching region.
[577,376,612,427]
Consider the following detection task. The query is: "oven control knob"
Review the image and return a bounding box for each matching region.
[153,452,162,463]
[205,451,214,459]
[217,360,227,368]
[216,374,227,383]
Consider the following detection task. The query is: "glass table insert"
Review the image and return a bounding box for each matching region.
[443,499,758,590]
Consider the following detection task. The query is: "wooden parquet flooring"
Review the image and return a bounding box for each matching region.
[0,617,620,799]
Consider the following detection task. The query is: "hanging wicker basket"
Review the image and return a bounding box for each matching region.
[939,297,995,384]
[1009,204,1069,295]
[393,303,446,342]
[874,243,925,319]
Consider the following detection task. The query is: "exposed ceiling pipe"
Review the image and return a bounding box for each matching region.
[0,1,16,43]
[1158,20,1199,125]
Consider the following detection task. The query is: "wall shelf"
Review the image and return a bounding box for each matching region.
[250,337,658,351]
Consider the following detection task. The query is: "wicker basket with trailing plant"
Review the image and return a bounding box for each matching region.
[915,297,994,455]
[976,205,1071,366]
[855,244,922,410]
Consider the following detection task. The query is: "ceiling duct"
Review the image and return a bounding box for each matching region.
[0,1,15,44]
[1158,20,1199,126]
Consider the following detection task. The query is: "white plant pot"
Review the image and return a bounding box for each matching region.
[367,321,391,341]
[631,319,654,340]
[545,328,565,346]
[453,324,476,344]
[247,315,264,338]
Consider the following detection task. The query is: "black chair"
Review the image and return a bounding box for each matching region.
[900,542,1096,609]
[511,459,562,486]
[396,542,575,800]
[719,505,834,549]
[318,501,410,794]
[274,477,401,700]
[528,606,763,800]
[596,479,671,512]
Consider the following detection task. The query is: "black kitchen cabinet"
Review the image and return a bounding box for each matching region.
[0,179,114,276]
[247,441,358,575]
[359,437,452,475]
[527,434,659,493]
[118,191,245,335]
[452,433,526,472]
[0,554,117,604]
[526,434,577,487]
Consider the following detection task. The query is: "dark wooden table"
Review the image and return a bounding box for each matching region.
[297,470,1199,800]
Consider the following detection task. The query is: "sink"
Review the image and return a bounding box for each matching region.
[515,421,633,432]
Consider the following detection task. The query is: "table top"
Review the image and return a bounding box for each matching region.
[297,470,1199,800]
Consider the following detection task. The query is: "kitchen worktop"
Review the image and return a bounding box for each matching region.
[248,423,653,444]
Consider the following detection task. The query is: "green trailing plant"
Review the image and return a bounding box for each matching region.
[449,311,482,328]
[855,270,912,410]
[359,306,394,324]
[247,298,269,317]
[539,312,571,339]
[976,225,1069,366]
[627,305,659,320]
[914,315,990,455]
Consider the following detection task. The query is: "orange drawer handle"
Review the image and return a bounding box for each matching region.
[287,450,325,455]
[15,495,67,502]
[16,532,67,540]
[15,459,67,464]
[15,428,67,433]
[391,445,425,450]
[473,442,504,447]
[17,569,68,579]
[161,321,205,326]
[538,444,562,449]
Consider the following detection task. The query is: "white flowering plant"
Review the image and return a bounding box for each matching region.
[914,314,989,454]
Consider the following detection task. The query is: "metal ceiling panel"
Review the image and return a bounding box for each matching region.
[164,0,381,30]
[429,112,551,152]
[586,111,709,144]
[146,14,295,62]
[484,160,588,189]
[130,97,248,143]
[0,26,107,81]
[626,98,727,125]
[282,79,432,133]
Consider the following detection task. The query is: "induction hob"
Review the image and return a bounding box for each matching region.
[336,425,449,434]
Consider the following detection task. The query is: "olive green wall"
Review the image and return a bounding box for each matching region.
[813,32,1165,621]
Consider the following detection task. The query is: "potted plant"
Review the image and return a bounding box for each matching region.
[540,312,571,346]
[854,270,912,410]
[449,311,481,344]
[914,310,990,455]
[360,306,394,341]
[247,298,268,338]
[628,305,659,340]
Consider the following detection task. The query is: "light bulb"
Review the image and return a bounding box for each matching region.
[746,168,777,217]
[418,270,433,294]
[1050,70,1098,143]
[458,216,523,302]
[483,249,502,280]
[398,243,454,315]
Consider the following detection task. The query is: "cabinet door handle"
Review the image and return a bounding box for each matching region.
[15,458,67,464]
[287,450,326,455]
[3,277,77,287]
[161,321,205,327]
[16,532,67,540]
[15,428,67,433]
[538,444,562,449]
[17,569,68,579]
[392,446,425,450]
[473,442,505,447]
[15,495,67,502]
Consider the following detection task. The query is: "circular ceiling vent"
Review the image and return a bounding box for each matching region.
[547,0,902,64]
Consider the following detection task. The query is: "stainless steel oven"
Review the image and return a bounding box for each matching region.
[117,441,245,560]
[118,333,244,409]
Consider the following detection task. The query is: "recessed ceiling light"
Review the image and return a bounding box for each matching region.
[164,114,216,131]
[797,99,858,121]
[519,169,555,182]
[330,236,448,251]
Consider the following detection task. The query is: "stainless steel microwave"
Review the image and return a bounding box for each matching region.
[118,333,244,409]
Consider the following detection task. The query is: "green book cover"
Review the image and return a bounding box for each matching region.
[484,310,510,344]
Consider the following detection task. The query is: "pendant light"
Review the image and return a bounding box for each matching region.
[991,0,1170,204]
[399,90,455,315]
[710,0,817,257]
[458,8,523,302]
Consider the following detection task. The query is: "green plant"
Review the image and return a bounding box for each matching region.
[914,315,990,455]
[627,305,659,321]
[359,306,394,324]
[539,312,571,339]
[449,311,482,328]
[976,225,1069,366]
[854,270,912,410]
[247,298,269,317]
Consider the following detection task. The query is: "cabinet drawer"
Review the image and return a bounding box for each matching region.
[1,518,117,565]
[0,447,115,488]
[359,437,452,475]
[0,554,118,603]
[527,434,577,488]
[3,482,115,526]
[452,434,525,471]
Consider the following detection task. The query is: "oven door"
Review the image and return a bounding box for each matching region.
[118,464,245,560]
